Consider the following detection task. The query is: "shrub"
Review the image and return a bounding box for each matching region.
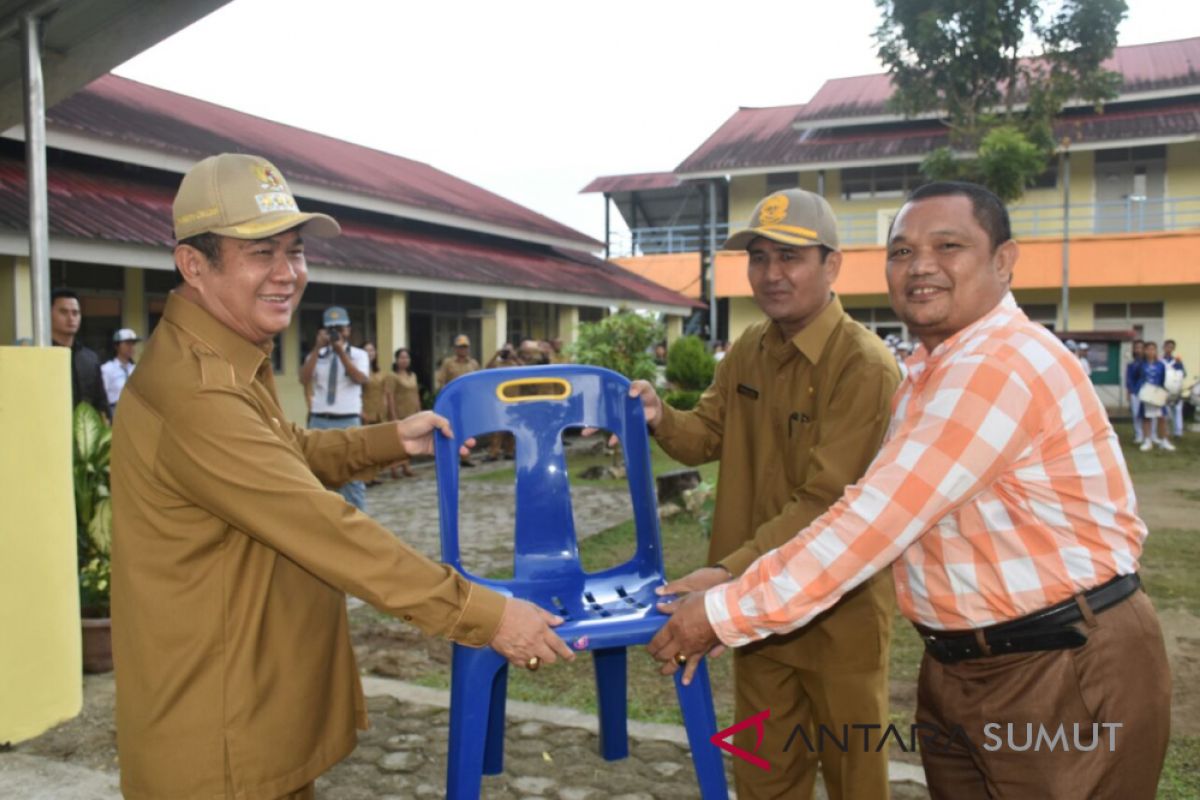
[664,389,704,410]
[665,336,715,391]
[569,311,662,383]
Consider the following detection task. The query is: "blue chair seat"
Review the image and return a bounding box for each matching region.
[434,365,728,799]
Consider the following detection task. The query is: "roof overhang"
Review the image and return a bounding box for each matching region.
[0,231,695,316]
[1,125,602,255]
[0,0,229,132]
[795,85,1200,131]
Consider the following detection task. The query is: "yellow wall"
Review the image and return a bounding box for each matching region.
[727,296,765,344]
[277,313,308,425]
[0,256,33,343]
[728,174,768,229]
[1168,141,1200,198]
[1165,289,1200,378]
[665,314,683,344]
[0,347,82,742]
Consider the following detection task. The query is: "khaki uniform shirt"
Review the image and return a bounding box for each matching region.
[111,293,504,800]
[654,295,900,668]
[435,355,480,390]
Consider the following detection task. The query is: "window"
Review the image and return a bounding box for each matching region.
[766,172,801,194]
[841,164,924,200]
[847,306,906,339]
[1019,302,1058,330]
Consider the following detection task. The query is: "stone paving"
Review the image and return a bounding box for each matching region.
[366,448,635,576]
[3,447,930,798]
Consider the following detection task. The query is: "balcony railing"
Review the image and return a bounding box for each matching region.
[611,195,1200,258]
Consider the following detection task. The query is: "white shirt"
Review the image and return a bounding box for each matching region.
[309,346,370,415]
[101,358,135,407]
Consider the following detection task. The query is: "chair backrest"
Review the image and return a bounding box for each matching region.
[433,365,663,586]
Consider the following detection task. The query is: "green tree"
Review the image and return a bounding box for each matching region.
[874,0,1126,201]
[568,310,662,383]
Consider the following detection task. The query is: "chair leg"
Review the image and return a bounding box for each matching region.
[592,646,629,760]
[674,658,729,799]
[483,663,509,775]
[446,644,507,800]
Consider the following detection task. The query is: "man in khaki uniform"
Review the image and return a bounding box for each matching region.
[111,153,572,800]
[435,333,480,390]
[632,190,900,799]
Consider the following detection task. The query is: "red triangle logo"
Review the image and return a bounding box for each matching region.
[710,708,771,771]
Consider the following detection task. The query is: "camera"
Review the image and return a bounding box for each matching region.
[329,328,342,344]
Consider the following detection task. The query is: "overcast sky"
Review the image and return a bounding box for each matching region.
[114,0,1198,243]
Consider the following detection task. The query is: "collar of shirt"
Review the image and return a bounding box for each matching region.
[905,292,1019,382]
[759,293,844,365]
[162,292,273,384]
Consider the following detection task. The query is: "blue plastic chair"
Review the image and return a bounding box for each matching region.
[434,364,728,799]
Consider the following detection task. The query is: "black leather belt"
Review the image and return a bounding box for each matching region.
[309,413,361,420]
[915,573,1140,664]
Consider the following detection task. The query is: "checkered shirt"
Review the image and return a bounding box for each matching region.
[706,293,1146,643]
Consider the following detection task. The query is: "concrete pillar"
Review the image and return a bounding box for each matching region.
[277,311,307,425]
[375,289,409,359]
[557,305,580,345]
[665,314,683,345]
[481,298,507,357]
[122,267,146,335]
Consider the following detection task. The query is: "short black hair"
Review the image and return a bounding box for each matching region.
[177,232,223,267]
[1144,341,1158,349]
[1133,338,1144,345]
[901,181,1012,251]
[51,287,79,305]
[1164,339,1176,347]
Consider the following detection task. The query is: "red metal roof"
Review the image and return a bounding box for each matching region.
[46,75,600,249]
[795,36,1200,124]
[579,172,684,194]
[674,104,808,174]
[0,157,696,309]
[676,100,1200,175]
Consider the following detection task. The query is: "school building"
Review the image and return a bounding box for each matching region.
[0,74,695,423]
[583,36,1200,407]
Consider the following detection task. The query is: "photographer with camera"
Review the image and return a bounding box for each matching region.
[301,306,371,509]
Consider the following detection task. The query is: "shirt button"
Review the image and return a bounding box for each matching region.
[808,386,814,395]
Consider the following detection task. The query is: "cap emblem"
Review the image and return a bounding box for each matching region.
[758,194,789,226]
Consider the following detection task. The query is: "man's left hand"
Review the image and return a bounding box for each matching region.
[648,590,724,685]
[396,411,475,458]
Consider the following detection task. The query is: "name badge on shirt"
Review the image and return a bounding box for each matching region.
[737,383,759,400]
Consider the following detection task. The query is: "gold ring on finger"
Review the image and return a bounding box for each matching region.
[526,656,540,671]
[674,653,689,666]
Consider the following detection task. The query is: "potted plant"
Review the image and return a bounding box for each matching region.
[73,402,113,672]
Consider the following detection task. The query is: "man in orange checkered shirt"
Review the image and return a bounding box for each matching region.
[650,182,1171,799]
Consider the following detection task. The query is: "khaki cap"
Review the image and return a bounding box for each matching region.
[173,153,341,240]
[723,189,840,251]
[453,334,470,347]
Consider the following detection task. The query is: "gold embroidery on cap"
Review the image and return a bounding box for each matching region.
[254,163,285,191]
[175,206,221,225]
[758,194,789,226]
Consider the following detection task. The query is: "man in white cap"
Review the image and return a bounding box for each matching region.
[110,153,572,800]
[631,188,901,799]
[301,305,371,510]
[101,327,140,417]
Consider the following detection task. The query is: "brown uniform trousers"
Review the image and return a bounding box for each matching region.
[654,298,901,800]
[917,589,1171,799]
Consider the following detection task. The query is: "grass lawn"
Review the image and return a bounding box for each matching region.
[399,433,1200,797]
